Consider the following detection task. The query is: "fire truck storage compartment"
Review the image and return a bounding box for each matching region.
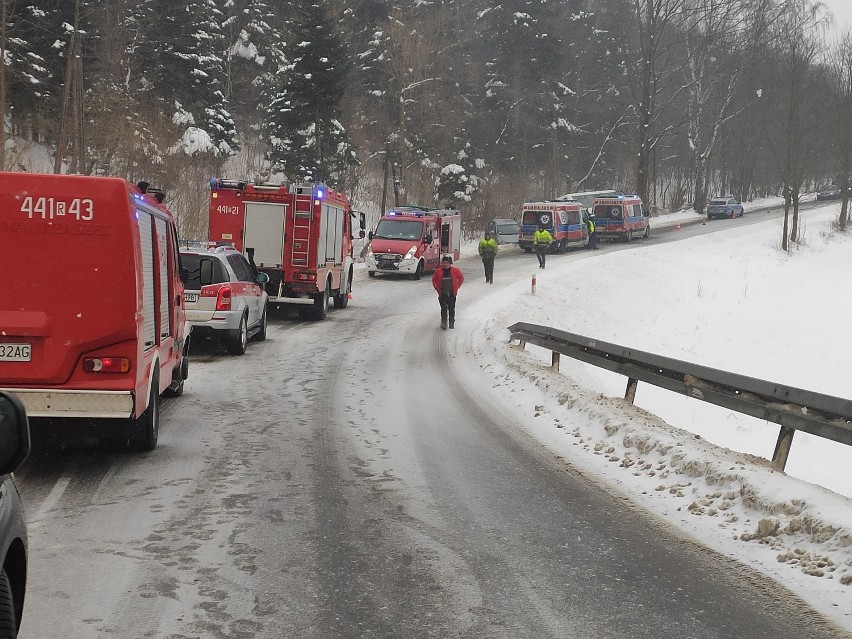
[319,203,345,266]
[244,202,287,267]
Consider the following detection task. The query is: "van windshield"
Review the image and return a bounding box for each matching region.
[522,211,552,228]
[373,219,424,241]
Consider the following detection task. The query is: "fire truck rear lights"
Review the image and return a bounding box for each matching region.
[216,286,233,311]
[83,357,131,373]
[296,272,317,281]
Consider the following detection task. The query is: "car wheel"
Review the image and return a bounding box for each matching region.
[255,306,268,341]
[164,350,188,398]
[625,230,633,243]
[226,314,248,355]
[313,279,330,320]
[411,261,423,281]
[0,568,18,637]
[132,373,160,452]
[333,270,351,309]
[367,270,376,278]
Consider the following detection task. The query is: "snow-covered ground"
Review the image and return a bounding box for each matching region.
[456,202,852,631]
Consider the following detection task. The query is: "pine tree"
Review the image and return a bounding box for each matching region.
[129,0,237,156]
[263,0,355,185]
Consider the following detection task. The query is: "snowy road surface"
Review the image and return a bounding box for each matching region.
[14,203,849,638]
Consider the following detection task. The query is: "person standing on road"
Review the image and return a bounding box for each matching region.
[478,232,498,283]
[533,224,553,269]
[586,214,598,250]
[431,255,464,330]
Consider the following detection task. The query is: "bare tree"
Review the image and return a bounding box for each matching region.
[681,0,777,213]
[630,0,690,204]
[826,31,852,230]
[766,0,826,250]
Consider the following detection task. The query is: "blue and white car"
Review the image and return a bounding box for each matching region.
[706,197,744,220]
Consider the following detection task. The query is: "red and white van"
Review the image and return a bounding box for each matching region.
[365,206,462,279]
[0,173,190,450]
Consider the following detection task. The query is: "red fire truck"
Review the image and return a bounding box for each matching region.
[519,199,588,253]
[208,179,365,319]
[365,206,462,279]
[0,173,190,451]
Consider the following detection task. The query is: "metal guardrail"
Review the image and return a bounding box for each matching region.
[508,322,852,470]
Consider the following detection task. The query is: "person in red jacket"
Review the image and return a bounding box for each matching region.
[431,255,464,330]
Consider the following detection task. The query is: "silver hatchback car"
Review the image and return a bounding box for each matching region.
[180,246,269,355]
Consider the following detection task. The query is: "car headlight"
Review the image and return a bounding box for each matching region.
[366,246,373,258]
[404,246,417,260]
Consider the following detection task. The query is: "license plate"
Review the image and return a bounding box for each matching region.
[0,343,31,362]
[184,293,199,303]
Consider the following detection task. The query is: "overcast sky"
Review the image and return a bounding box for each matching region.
[823,0,852,32]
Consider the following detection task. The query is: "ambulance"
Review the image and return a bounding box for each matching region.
[365,206,462,279]
[0,173,190,451]
[518,199,588,253]
[591,193,650,241]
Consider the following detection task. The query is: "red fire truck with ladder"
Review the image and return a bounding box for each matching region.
[208,179,365,320]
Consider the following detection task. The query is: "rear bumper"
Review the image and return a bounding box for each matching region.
[0,388,134,419]
[187,309,243,331]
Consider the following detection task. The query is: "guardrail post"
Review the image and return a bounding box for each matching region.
[624,377,638,404]
[771,426,796,471]
[551,351,560,370]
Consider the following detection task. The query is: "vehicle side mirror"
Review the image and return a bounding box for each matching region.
[359,212,366,230]
[368,231,374,240]
[257,272,270,284]
[359,230,366,239]
[0,391,31,475]
[199,258,215,286]
[424,235,433,244]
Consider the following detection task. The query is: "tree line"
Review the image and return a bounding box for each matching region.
[0,0,849,244]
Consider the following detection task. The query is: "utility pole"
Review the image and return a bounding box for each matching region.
[54,0,83,174]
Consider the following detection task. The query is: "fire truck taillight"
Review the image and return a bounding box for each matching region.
[83,357,131,373]
[296,272,316,281]
[216,286,233,311]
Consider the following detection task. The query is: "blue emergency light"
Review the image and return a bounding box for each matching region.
[315,187,325,199]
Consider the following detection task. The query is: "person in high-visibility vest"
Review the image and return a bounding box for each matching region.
[586,214,598,250]
[478,232,498,283]
[533,225,553,269]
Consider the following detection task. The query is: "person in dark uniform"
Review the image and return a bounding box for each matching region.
[431,255,465,329]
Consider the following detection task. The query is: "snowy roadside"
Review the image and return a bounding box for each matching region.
[455,203,852,631]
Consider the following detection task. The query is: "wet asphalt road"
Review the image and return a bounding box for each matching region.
[13,202,850,638]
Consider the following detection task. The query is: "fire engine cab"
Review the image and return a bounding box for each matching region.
[519,200,588,253]
[0,172,191,451]
[365,206,462,279]
[591,194,650,242]
[208,179,365,320]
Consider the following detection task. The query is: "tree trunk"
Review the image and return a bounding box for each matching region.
[693,155,708,214]
[790,189,800,243]
[781,189,790,252]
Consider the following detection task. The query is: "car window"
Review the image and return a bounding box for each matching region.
[181,253,228,289]
[227,254,255,282]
